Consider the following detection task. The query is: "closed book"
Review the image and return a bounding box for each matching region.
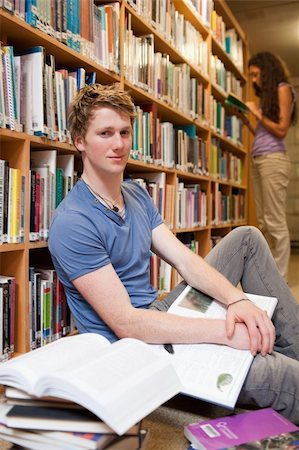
[2,46,17,130]
[0,421,145,450]
[15,46,45,136]
[0,403,127,434]
[184,408,299,450]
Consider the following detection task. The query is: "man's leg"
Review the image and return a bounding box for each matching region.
[204,226,299,358]
[238,352,299,425]
[151,226,299,422]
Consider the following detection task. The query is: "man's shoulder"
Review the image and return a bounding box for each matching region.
[122,178,150,199]
[51,182,92,227]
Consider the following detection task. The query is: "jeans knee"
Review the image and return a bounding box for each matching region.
[230,225,263,243]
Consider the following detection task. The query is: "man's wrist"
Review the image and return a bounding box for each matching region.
[227,298,251,308]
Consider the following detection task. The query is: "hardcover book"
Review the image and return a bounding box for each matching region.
[184,408,299,450]
[0,420,147,450]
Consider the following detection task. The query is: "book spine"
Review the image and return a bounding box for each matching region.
[1,281,10,359]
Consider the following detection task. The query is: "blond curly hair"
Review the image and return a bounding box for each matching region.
[68,83,137,143]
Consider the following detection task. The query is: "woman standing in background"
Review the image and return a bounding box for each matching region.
[244,51,297,282]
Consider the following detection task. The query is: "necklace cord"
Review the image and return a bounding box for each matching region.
[81,178,121,212]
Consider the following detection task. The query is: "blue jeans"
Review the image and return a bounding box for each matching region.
[150,226,299,424]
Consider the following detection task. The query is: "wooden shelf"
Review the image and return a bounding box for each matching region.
[0,0,249,356]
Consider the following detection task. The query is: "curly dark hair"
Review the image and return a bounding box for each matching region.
[248,51,296,124]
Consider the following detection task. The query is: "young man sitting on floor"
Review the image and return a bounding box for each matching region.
[49,84,299,424]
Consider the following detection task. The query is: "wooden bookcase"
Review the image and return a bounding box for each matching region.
[0,0,249,355]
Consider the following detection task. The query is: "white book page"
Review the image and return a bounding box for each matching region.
[168,285,226,319]
[168,285,277,320]
[0,333,110,393]
[37,338,182,435]
[171,343,253,408]
[166,285,277,408]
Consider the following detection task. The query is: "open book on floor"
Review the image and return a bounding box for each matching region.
[0,333,182,435]
[165,286,278,409]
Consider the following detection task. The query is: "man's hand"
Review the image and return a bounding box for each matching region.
[226,300,276,356]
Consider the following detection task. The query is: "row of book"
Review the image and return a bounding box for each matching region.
[210,137,243,184]
[0,40,241,159]
[129,0,245,78]
[211,9,244,72]
[1,1,120,73]
[124,32,208,121]
[131,109,209,174]
[2,145,242,249]
[0,154,75,245]
[0,160,25,245]
[128,0,212,38]
[210,98,244,146]
[0,275,15,361]
[128,0,244,75]
[131,174,207,231]
[2,0,244,80]
[211,183,245,226]
[0,42,96,140]
[29,152,76,243]
[176,182,207,230]
[125,10,209,87]
[29,266,75,351]
[211,54,243,97]
[186,0,213,28]
[150,253,172,295]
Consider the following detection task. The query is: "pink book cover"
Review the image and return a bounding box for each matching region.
[184,408,299,450]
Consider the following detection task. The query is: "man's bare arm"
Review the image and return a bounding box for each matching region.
[151,223,275,356]
[72,263,252,351]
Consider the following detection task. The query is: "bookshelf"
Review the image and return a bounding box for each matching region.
[0,0,249,356]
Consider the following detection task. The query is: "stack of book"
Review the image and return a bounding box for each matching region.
[0,400,148,450]
[0,333,183,449]
[0,392,148,449]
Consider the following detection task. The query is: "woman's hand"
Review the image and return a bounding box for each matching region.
[246,101,262,120]
[225,300,276,356]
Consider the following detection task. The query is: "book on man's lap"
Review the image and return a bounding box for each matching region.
[165,286,278,409]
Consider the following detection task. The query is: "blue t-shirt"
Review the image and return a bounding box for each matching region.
[48,179,163,342]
